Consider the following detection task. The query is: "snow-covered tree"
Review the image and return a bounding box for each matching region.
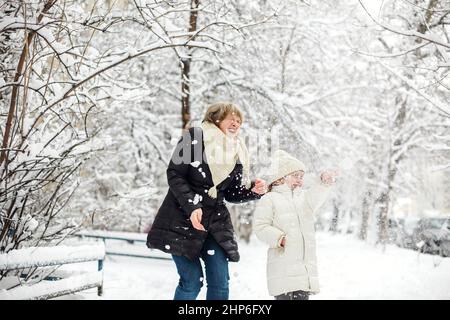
[0,0,218,256]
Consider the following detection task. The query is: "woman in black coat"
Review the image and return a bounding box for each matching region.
[147,102,266,300]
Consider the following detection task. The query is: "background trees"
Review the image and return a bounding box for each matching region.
[1,0,449,255]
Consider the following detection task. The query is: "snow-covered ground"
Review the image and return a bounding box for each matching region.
[57,231,450,300]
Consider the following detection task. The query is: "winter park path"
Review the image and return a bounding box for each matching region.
[63,231,450,300]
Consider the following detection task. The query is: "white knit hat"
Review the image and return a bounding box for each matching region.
[267,150,306,185]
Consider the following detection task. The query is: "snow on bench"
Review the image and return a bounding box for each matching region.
[0,243,105,300]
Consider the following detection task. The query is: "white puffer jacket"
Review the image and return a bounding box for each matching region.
[253,181,332,296]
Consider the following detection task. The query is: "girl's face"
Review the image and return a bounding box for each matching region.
[285,170,305,190]
[219,112,242,137]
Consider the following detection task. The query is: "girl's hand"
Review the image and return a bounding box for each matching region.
[280,236,286,247]
[252,178,267,195]
[190,208,206,231]
[320,170,338,185]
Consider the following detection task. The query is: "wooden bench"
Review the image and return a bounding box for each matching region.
[0,243,105,300]
[75,230,171,260]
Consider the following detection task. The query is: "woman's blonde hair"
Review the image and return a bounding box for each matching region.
[203,102,244,126]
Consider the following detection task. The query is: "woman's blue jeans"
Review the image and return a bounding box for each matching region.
[172,234,230,300]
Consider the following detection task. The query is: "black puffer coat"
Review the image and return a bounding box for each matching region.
[146,127,261,262]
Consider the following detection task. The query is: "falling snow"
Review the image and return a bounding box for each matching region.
[2,0,449,301]
[190,161,201,168]
[188,194,203,205]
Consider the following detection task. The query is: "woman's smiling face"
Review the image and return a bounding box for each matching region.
[219,112,242,137]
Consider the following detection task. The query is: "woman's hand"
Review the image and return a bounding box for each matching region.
[190,208,206,231]
[251,178,267,195]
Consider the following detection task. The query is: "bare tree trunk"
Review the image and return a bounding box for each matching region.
[0,3,19,101]
[359,194,370,240]
[329,200,339,233]
[0,0,57,168]
[377,188,390,245]
[417,0,439,35]
[359,167,376,240]
[378,96,407,245]
[280,26,296,94]
[181,0,200,130]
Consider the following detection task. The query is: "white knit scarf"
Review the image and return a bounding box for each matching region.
[201,121,251,198]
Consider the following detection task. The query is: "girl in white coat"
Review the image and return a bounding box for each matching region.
[253,150,336,300]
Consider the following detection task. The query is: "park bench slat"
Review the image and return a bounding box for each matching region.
[0,244,105,299]
[0,271,103,300]
[0,244,105,270]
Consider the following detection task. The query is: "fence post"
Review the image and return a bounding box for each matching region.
[98,259,104,296]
